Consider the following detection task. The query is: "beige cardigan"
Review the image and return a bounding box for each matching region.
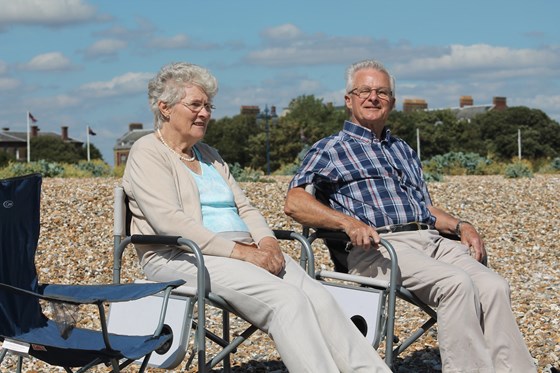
[122,133,274,266]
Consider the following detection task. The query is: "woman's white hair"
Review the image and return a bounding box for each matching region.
[148,62,218,129]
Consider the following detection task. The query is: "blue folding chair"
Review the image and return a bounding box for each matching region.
[0,173,184,373]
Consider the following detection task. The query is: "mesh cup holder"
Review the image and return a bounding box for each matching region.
[350,315,368,337]
[155,324,173,355]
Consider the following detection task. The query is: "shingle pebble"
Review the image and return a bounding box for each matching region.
[1,175,557,372]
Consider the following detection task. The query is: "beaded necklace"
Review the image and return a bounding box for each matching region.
[157,128,196,162]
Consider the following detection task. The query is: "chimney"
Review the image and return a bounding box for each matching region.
[31,125,39,137]
[128,123,143,131]
[61,126,69,141]
[460,96,473,107]
[492,96,507,111]
[402,99,428,112]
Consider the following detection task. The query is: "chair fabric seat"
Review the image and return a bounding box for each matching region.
[14,320,170,366]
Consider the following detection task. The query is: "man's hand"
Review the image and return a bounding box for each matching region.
[230,237,285,275]
[341,216,380,250]
[459,222,487,262]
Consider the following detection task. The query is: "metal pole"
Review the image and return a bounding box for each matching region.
[416,127,421,161]
[266,114,270,175]
[26,111,30,163]
[86,125,91,162]
[518,128,521,160]
[259,104,276,175]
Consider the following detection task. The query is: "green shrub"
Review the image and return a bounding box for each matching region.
[0,159,115,178]
[74,160,112,177]
[0,160,65,178]
[61,165,91,178]
[536,157,560,174]
[229,162,264,182]
[424,172,444,182]
[476,161,506,175]
[504,161,533,178]
[112,165,126,178]
[274,162,300,176]
[423,152,492,175]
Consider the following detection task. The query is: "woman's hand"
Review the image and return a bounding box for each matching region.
[230,237,285,275]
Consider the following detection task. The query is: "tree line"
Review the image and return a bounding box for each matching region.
[2,94,557,174]
[204,95,560,174]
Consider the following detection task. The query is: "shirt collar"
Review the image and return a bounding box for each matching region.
[342,120,393,143]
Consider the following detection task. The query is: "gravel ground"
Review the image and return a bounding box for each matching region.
[1,175,558,372]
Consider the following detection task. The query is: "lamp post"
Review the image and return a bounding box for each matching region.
[257,104,278,175]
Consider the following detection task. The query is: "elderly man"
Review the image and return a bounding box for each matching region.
[284,59,536,372]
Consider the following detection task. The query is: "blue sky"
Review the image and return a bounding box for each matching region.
[1,0,558,166]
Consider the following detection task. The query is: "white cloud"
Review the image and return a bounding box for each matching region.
[393,44,560,80]
[21,52,73,71]
[0,0,102,27]
[94,17,155,40]
[520,94,560,122]
[147,34,190,49]
[0,60,7,74]
[143,34,219,51]
[261,24,303,41]
[30,94,81,109]
[79,72,152,98]
[84,39,127,58]
[246,31,428,67]
[0,77,21,90]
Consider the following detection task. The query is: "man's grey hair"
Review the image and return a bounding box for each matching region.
[148,62,218,129]
[345,59,396,96]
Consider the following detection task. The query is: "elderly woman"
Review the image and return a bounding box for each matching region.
[122,62,390,373]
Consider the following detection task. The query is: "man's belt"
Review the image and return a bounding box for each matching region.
[376,222,432,234]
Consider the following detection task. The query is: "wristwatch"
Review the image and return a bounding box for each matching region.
[455,220,471,238]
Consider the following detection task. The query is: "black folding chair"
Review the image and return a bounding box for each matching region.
[0,173,184,373]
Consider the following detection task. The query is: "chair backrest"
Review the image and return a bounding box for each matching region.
[303,184,350,273]
[0,173,47,336]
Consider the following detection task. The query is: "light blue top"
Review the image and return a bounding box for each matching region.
[189,148,250,234]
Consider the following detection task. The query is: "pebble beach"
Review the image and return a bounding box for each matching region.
[1,175,558,372]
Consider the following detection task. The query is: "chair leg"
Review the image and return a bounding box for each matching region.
[0,350,23,373]
[222,310,231,373]
[16,355,23,373]
[137,352,151,373]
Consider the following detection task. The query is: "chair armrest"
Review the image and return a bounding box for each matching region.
[32,280,185,305]
[273,229,315,277]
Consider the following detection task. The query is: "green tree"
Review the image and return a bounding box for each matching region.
[30,136,103,163]
[269,95,346,172]
[204,116,259,166]
[0,150,15,167]
[472,107,560,160]
[388,109,460,159]
[79,143,103,161]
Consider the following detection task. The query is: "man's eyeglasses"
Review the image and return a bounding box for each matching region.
[349,86,393,101]
[181,101,215,113]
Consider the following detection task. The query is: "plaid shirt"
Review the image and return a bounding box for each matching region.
[289,121,436,228]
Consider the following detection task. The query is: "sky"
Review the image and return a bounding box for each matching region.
[0,0,559,166]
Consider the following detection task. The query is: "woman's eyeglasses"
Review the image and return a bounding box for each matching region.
[181,101,215,113]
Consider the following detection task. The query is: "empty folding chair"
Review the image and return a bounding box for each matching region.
[0,173,184,373]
